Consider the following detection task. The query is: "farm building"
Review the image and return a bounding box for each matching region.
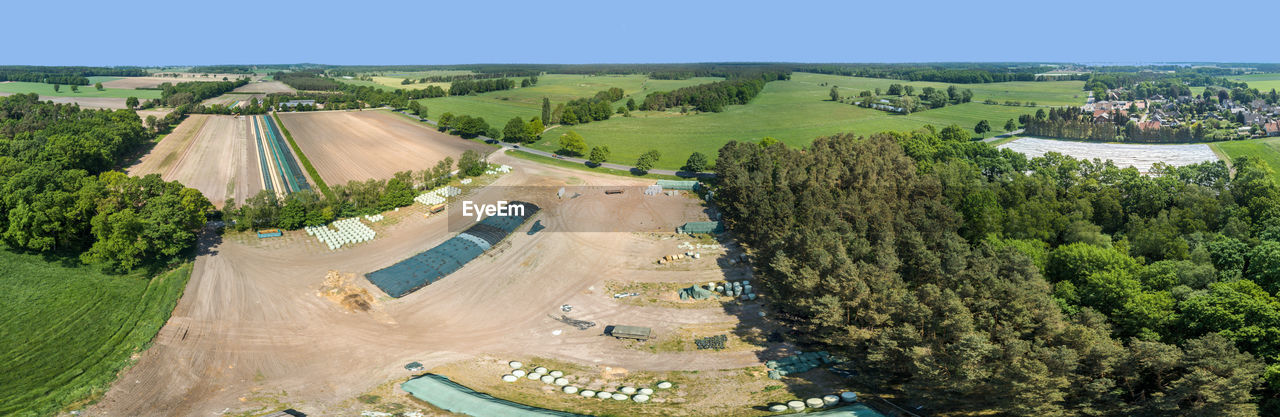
[280,99,316,108]
[678,221,722,234]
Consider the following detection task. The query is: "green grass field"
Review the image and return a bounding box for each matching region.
[527,72,1073,170]
[0,81,163,99]
[0,246,192,416]
[503,149,683,180]
[1211,137,1280,182]
[1229,73,1280,92]
[410,74,722,126]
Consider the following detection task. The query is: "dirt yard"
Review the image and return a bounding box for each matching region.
[233,80,296,94]
[127,115,263,208]
[87,151,809,417]
[278,110,493,184]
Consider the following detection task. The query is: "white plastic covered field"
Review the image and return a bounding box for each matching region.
[998,137,1219,173]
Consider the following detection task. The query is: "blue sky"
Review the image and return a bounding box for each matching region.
[8,0,1277,65]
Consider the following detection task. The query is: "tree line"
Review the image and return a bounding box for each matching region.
[554,88,624,125]
[796,63,1053,83]
[714,127,1280,415]
[642,72,787,112]
[0,66,148,85]
[224,150,487,231]
[448,78,516,95]
[0,94,212,272]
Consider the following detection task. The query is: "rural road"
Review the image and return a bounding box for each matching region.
[983,129,1024,143]
[396,110,715,178]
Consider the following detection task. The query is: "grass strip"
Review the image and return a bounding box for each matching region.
[271,112,332,198]
[504,149,686,180]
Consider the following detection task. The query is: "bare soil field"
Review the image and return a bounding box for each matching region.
[279,110,493,184]
[202,93,265,107]
[103,74,264,89]
[87,152,810,417]
[234,80,296,94]
[127,115,262,208]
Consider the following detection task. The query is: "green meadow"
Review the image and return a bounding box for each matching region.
[1212,137,1280,183]
[410,74,721,126]
[529,72,1077,170]
[0,245,191,416]
[0,81,163,99]
[1230,73,1280,92]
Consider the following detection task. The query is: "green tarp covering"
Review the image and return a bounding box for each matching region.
[678,221,722,234]
[402,374,588,417]
[402,374,887,417]
[656,180,700,191]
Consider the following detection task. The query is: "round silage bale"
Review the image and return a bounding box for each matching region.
[638,388,654,395]
[540,375,555,384]
[633,394,650,403]
[502,374,518,382]
[563,386,579,394]
[611,393,629,401]
[581,390,596,398]
[549,370,564,378]
[597,391,613,399]
[787,400,805,411]
[656,381,673,389]
[554,378,569,386]
[769,404,789,412]
[840,391,858,402]
[805,398,824,408]
[620,386,637,395]
[512,369,527,377]
[823,395,839,405]
[534,367,548,374]
[527,373,542,380]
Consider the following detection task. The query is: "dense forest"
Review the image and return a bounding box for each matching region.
[642,72,788,112]
[274,70,344,91]
[714,127,1280,415]
[556,88,624,125]
[0,94,212,272]
[0,66,148,85]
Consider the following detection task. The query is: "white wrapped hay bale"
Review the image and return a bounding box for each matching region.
[502,375,518,382]
[580,390,596,398]
[534,367,548,374]
[540,375,555,384]
[549,370,564,378]
[638,388,654,395]
[596,391,613,399]
[512,369,527,377]
[769,404,789,412]
[633,394,650,403]
[656,381,673,389]
[806,398,824,408]
[527,373,542,380]
[619,386,636,395]
[563,386,579,394]
[787,400,805,411]
[611,393,628,401]
[823,395,839,406]
[840,391,858,402]
[554,378,569,386]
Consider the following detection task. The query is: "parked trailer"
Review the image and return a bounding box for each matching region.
[604,189,624,195]
[607,325,653,341]
[428,203,447,214]
[257,229,283,238]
